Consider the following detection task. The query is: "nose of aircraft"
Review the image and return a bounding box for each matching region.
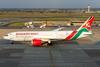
[3,35,10,40]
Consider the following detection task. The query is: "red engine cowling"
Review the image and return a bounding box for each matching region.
[31,39,42,46]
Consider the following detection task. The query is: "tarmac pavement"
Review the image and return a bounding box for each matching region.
[0,27,100,67]
[0,39,100,67]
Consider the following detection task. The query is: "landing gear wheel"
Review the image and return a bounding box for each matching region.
[10,41,14,44]
[42,42,48,47]
[48,42,53,46]
[42,41,53,47]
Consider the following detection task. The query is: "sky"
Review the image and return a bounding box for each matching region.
[0,0,99,8]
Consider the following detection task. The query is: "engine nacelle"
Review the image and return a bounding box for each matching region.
[31,39,42,46]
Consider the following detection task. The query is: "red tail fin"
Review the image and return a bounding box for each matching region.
[77,16,94,31]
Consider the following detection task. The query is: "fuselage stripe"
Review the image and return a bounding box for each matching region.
[66,30,77,40]
[66,28,89,40]
[71,28,89,40]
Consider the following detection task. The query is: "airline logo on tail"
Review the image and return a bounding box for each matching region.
[78,16,94,31]
[66,16,94,40]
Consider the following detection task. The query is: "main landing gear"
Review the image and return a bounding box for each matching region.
[42,42,53,47]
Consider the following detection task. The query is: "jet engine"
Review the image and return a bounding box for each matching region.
[31,39,42,46]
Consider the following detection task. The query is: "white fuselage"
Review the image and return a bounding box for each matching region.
[3,30,92,42]
[4,31,72,41]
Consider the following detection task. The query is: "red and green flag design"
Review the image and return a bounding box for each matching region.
[66,16,94,40]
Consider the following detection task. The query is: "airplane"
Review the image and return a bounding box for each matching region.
[3,16,94,47]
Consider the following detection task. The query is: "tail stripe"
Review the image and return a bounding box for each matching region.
[71,28,88,40]
[66,30,77,40]
[66,28,88,40]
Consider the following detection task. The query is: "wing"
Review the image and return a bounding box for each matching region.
[52,27,64,31]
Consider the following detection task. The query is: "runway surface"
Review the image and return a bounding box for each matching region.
[0,39,100,67]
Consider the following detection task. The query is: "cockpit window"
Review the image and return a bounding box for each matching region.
[5,34,8,36]
[5,33,11,36]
